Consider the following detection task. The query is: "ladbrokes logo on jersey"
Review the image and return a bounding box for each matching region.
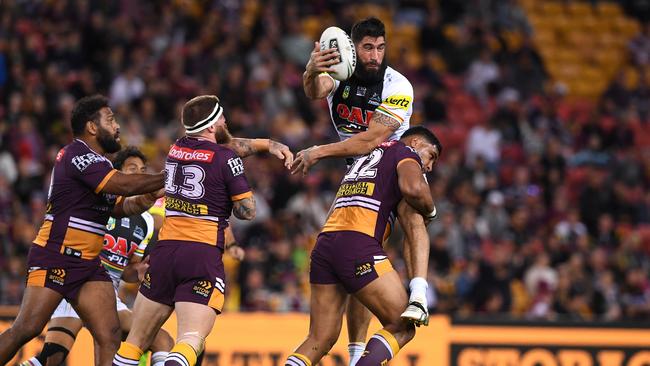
[193,280,213,298]
[169,145,215,162]
[47,268,66,286]
[383,95,412,110]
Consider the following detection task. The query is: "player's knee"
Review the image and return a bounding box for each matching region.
[177,332,205,355]
[15,321,45,341]
[310,329,339,350]
[94,322,121,349]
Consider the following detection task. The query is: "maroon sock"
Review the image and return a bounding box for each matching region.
[356,330,400,365]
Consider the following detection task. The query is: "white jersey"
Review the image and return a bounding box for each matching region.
[326,65,413,142]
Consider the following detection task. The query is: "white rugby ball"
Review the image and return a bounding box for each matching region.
[319,26,356,81]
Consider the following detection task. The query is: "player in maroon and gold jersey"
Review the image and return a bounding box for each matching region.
[113,95,292,366]
[285,126,442,366]
[0,95,166,366]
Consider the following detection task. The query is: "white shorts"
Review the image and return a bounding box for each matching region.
[51,288,129,319]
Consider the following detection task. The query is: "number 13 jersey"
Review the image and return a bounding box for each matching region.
[322,140,422,243]
[158,136,252,249]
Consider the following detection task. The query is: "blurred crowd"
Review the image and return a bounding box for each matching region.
[1,0,650,322]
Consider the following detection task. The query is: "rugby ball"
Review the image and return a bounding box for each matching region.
[319,26,356,81]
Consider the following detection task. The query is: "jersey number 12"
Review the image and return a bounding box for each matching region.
[343,149,383,182]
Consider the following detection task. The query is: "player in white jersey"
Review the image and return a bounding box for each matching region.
[295,17,434,366]
[20,147,174,366]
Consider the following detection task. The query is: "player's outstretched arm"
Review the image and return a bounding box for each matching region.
[303,42,337,99]
[232,196,256,221]
[396,160,434,217]
[225,138,294,169]
[291,113,398,175]
[112,188,164,218]
[101,171,165,197]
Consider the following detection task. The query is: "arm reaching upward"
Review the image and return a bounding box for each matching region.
[303,42,338,99]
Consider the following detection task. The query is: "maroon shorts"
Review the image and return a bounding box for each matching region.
[310,231,394,293]
[139,240,226,313]
[26,244,111,301]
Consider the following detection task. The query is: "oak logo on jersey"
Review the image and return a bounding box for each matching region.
[48,268,66,286]
[355,262,373,277]
[192,280,213,298]
[336,104,375,127]
[103,233,137,258]
[227,157,244,177]
[343,85,350,99]
[383,95,412,110]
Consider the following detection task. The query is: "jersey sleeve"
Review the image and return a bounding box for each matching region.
[220,149,253,201]
[68,150,117,194]
[134,211,155,258]
[394,144,423,170]
[376,76,414,126]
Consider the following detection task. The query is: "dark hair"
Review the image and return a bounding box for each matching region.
[112,146,146,170]
[70,95,109,136]
[351,17,386,44]
[401,126,443,155]
[182,95,219,130]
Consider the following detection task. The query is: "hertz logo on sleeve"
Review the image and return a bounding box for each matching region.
[383,95,412,110]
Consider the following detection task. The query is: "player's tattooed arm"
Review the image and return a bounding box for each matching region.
[372,112,401,130]
[225,138,294,169]
[232,196,256,220]
[291,112,400,175]
[226,138,258,157]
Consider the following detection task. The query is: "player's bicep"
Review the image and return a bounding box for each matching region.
[368,112,401,137]
[375,81,413,130]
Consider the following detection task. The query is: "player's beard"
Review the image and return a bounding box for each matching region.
[354,58,386,84]
[214,124,232,144]
[97,126,121,154]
